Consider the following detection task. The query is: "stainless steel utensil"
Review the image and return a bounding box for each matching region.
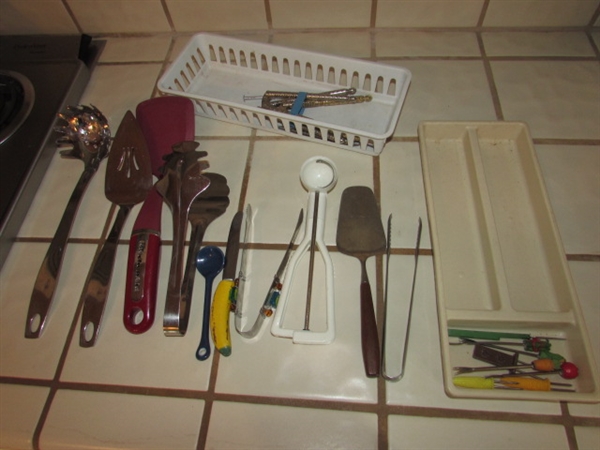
[382,217,422,381]
[156,142,211,334]
[165,173,230,337]
[79,110,153,347]
[25,105,111,339]
[123,97,196,334]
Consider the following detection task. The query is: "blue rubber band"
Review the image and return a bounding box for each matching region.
[290,92,307,115]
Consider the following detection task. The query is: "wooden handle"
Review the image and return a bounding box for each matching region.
[360,279,380,377]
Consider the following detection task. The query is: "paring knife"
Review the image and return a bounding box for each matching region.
[123,97,195,334]
[210,210,243,356]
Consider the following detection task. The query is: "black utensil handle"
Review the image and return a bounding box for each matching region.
[360,278,380,377]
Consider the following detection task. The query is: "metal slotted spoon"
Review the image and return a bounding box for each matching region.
[25,105,111,339]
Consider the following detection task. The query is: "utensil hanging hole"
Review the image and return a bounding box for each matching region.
[83,321,95,343]
[131,308,144,326]
[28,314,41,334]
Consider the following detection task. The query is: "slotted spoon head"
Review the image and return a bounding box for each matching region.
[104,110,153,206]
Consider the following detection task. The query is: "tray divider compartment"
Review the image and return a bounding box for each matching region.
[463,126,512,313]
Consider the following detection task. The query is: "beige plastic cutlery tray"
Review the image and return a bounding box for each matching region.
[419,121,599,403]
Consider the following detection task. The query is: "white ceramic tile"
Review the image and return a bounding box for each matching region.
[380,141,431,249]
[376,0,484,27]
[166,0,268,32]
[389,60,498,137]
[40,390,203,449]
[385,257,562,414]
[216,251,379,402]
[270,0,371,29]
[388,415,569,449]
[0,384,48,450]
[17,153,109,240]
[0,0,77,34]
[567,261,600,419]
[575,425,600,450]
[59,244,213,390]
[248,140,374,245]
[207,401,377,449]
[484,0,598,27]
[491,61,600,140]
[0,243,96,379]
[99,36,173,63]
[272,32,372,58]
[68,0,171,34]
[79,64,164,130]
[482,31,596,57]
[535,145,600,255]
[377,31,480,57]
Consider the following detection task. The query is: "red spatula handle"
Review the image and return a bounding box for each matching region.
[123,97,195,334]
[123,188,162,333]
[360,278,380,377]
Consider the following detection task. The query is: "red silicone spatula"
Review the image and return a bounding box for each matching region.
[123,96,195,334]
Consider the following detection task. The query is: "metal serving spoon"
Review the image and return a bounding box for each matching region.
[25,105,111,339]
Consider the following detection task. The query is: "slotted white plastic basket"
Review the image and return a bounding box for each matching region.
[157,33,411,155]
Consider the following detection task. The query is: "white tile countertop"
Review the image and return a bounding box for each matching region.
[1,30,599,449]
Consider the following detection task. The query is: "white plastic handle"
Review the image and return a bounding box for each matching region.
[271,190,335,344]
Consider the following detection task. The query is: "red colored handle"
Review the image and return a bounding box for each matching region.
[123,188,163,334]
[360,279,380,377]
[124,230,160,334]
[123,97,196,335]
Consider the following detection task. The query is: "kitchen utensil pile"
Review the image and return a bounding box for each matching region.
[22,98,429,384]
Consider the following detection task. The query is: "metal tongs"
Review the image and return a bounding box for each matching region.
[245,88,372,114]
[381,216,422,381]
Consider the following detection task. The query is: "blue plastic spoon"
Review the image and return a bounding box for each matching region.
[195,245,225,360]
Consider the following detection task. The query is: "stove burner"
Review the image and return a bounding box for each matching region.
[0,70,35,145]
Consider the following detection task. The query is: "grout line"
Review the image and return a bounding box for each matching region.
[160,0,176,32]
[8,374,599,427]
[264,0,273,30]
[195,132,257,449]
[61,0,83,35]
[370,0,378,29]
[477,31,505,121]
[196,351,220,450]
[561,402,580,450]
[30,204,119,450]
[477,0,491,28]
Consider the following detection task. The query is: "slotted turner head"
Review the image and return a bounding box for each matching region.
[336,186,386,257]
[105,110,153,206]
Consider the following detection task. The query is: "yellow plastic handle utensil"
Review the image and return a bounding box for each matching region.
[210,279,234,356]
[453,377,495,389]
